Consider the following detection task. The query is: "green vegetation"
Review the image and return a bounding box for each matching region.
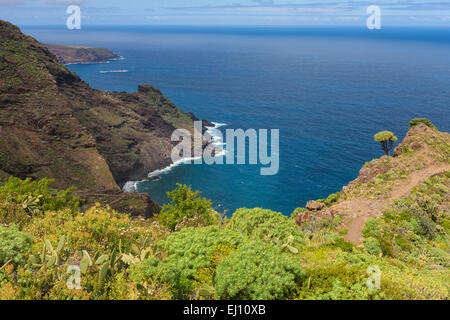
[0,225,32,267]
[409,118,437,130]
[156,184,221,231]
[1,20,448,300]
[0,172,447,300]
[227,208,304,250]
[215,242,305,299]
[316,192,341,207]
[374,131,398,156]
[361,171,450,263]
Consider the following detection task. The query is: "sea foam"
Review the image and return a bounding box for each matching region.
[99,69,129,74]
[122,122,227,192]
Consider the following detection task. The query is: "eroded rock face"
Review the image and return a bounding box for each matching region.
[394,123,437,157]
[348,156,391,186]
[295,207,338,226]
[306,200,325,211]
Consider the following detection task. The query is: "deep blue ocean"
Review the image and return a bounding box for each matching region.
[23,26,450,216]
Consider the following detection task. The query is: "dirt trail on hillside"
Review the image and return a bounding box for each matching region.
[336,164,450,245]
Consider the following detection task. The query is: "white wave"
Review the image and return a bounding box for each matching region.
[65,56,125,66]
[148,155,203,179]
[99,69,129,74]
[204,122,228,157]
[122,181,138,193]
[147,122,228,178]
[109,56,125,61]
[122,121,228,192]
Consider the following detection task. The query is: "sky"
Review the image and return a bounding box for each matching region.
[1,0,450,27]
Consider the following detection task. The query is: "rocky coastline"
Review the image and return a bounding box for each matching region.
[45,44,121,64]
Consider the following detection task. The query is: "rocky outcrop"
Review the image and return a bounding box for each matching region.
[0,20,205,217]
[348,156,391,186]
[306,200,325,211]
[393,123,430,157]
[45,44,120,64]
[295,207,338,225]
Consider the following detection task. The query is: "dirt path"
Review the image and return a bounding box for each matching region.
[336,164,450,245]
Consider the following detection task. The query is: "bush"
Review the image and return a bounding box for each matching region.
[0,177,79,217]
[427,247,449,268]
[298,263,377,300]
[332,238,354,253]
[0,225,32,266]
[227,208,304,249]
[409,118,437,130]
[317,192,341,206]
[363,237,382,256]
[137,226,246,298]
[362,218,380,239]
[156,184,220,231]
[214,241,305,299]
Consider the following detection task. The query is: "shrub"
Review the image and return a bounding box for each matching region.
[332,238,354,253]
[0,225,32,266]
[362,218,380,239]
[298,263,378,300]
[214,241,305,299]
[427,247,449,268]
[156,184,220,231]
[409,118,437,130]
[227,208,304,249]
[137,226,246,298]
[317,192,341,206]
[0,177,79,217]
[363,237,382,256]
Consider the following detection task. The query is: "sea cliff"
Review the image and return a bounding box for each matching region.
[0,20,207,216]
[45,44,120,64]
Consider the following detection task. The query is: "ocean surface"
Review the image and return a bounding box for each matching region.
[23,26,450,216]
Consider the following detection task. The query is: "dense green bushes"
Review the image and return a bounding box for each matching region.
[133,226,246,298]
[227,208,304,250]
[0,225,32,266]
[0,175,448,300]
[156,184,221,231]
[215,242,305,299]
[0,177,79,225]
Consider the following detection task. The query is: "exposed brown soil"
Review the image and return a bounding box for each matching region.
[338,164,450,244]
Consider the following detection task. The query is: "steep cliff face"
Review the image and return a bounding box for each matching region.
[45,44,120,64]
[0,20,200,216]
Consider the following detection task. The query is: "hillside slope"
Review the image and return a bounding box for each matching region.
[0,20,201,216]
[295,122,450,244]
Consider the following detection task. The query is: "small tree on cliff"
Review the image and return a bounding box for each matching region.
[374,131,398,156]
[156,184,220,231]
